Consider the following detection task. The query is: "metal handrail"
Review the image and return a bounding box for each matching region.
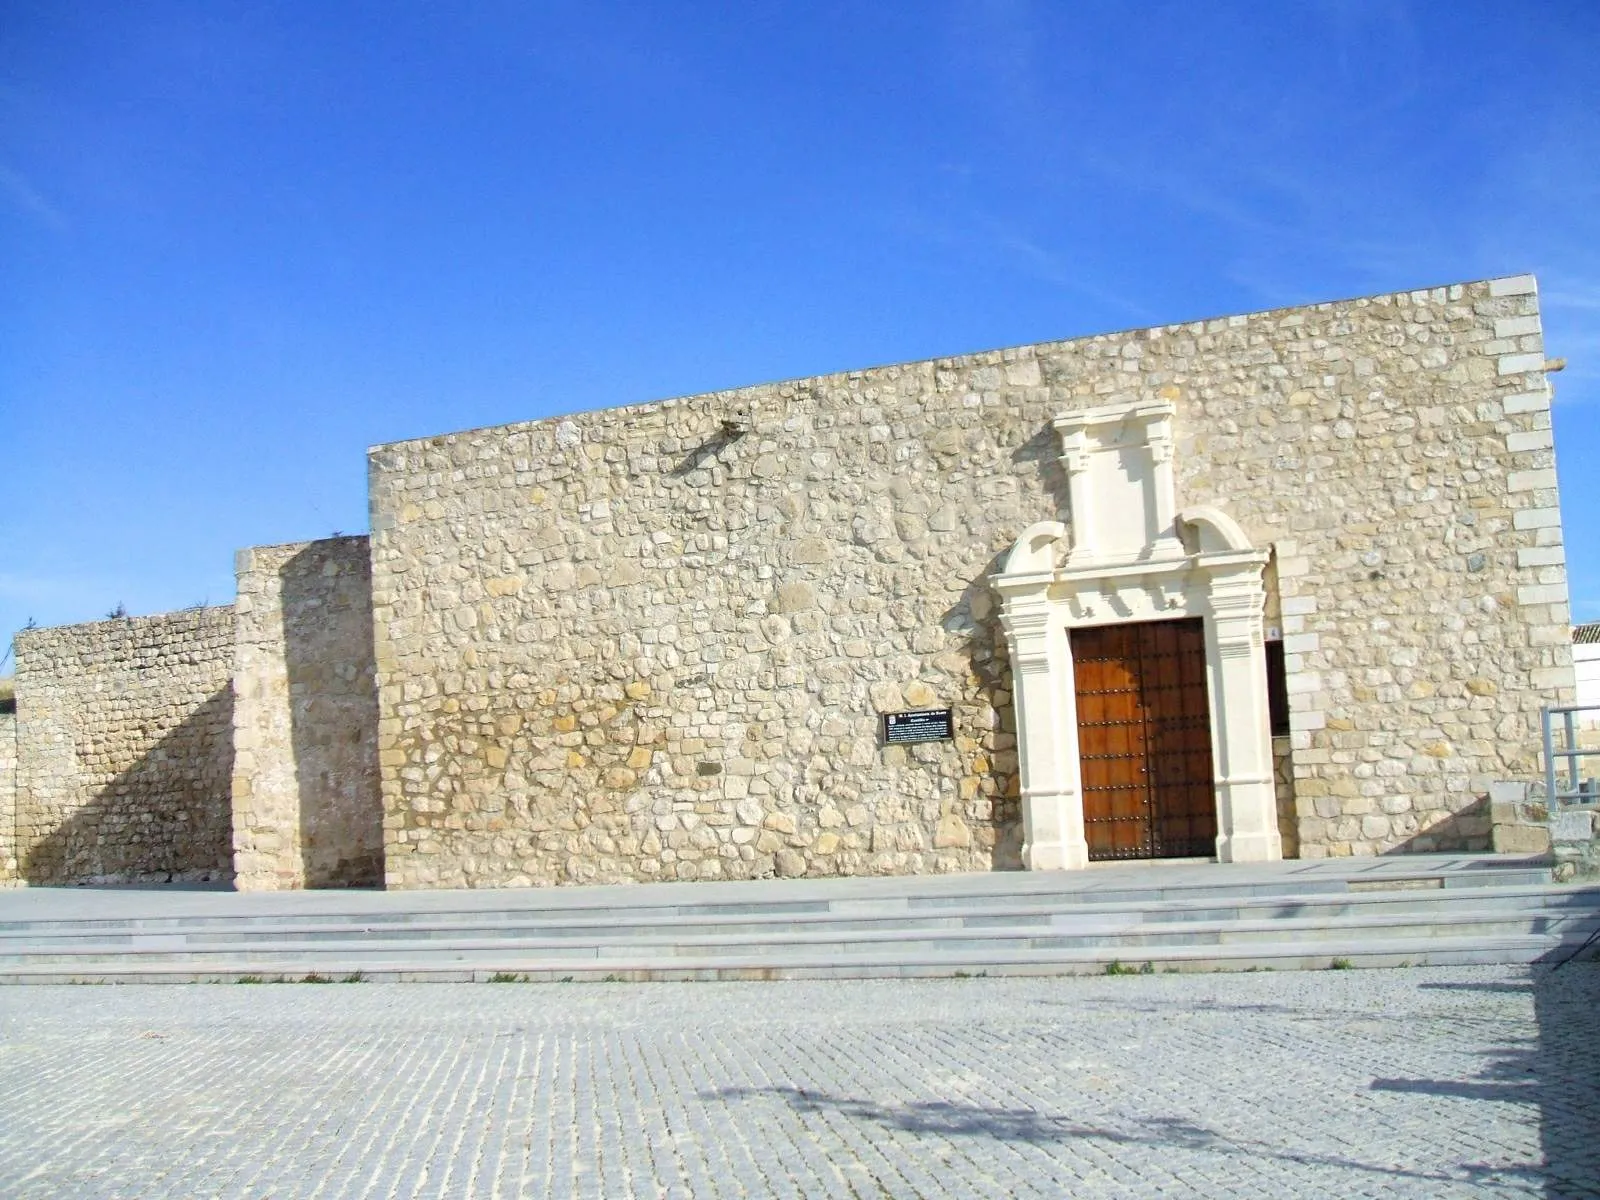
[1543,704,1600,807]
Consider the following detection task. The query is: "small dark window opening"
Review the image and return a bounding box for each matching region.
[1265,640,1290,737]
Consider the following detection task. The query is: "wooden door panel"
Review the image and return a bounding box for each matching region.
[1141,619,1216,858]
[1072,618,1218,861]
[1074,623,1153,860]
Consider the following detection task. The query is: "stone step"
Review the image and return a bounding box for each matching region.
[0,876,1577,943]
[0,858,1555,935]
[1,897,1592,966]
[0,931,1584,984]
[0,856,1584,983]
[0,900,1582,968]
[0,889,1591,948]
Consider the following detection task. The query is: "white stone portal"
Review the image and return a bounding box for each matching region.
[994,399,1280,871]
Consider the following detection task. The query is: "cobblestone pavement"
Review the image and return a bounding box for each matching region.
[0,964,1595,1199]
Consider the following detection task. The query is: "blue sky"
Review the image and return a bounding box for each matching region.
[3,1,1598,656]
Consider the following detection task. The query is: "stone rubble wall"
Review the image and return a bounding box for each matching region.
[368,275,1573,889]
[1274,275,1572,855]
[13,609,236,884]
[232,537,383,889]
[0,708,16,886]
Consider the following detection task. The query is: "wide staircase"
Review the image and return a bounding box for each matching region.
[0,855,1596,983]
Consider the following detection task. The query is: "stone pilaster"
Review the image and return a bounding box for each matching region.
[1204,554,1280,863]
[996,580,1088,871]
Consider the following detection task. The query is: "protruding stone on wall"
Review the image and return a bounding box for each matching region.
[14,609,235,885]
[232,537,382,890]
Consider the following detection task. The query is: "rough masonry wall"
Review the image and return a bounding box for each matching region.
[0,707,16,886]
[232,537,383,889]
[14,609,235,884]
[1272,737,1298,860]
[369,275,1572,888]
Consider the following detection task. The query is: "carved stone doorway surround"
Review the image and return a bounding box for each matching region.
[992,399,1282,870]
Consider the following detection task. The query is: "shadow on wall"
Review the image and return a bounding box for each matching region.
[1011,424,1075,513]
[944,547,1025,871]
[1391,795,1493,854]
[23,688,234,885]
[929,424,1074,870]
[282,544,383,888]
[911,423,1076,872]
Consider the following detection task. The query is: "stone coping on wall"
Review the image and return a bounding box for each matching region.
[366,273,1546,457]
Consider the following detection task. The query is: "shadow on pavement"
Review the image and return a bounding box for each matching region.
[703,1082,1528,1188]
[706,1085,1216,1146]
[1392,962,1600,1198]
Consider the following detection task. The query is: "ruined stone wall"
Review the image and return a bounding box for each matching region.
[14,610,235,884]
[0,706,16,886]
[368,275,1573,888]
[232,537,382,889]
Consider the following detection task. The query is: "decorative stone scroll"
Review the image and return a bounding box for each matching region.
[993,399,1280,871]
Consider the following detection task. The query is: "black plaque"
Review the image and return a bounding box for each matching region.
[882,708,954,745]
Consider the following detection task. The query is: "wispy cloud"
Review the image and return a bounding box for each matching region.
[884,200,1154,320]
[0,164,66,231]
[985,225,1156,321]
[0,571,107,607]
[1545,285,1600,312]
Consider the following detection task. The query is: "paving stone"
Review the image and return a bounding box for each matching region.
[0,964,1593,1197]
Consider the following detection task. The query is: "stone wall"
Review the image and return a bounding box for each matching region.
[13,609,235,884]
[232,537,383,889]
[1550,807,1600,881]
[368,274,1572,888]
[1272,736,1298,860]
[0,704,16,886]
[1275,275,1572,854]
[1490,779,1552,856]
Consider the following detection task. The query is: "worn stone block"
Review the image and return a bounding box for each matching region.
[1549,809,1595,843]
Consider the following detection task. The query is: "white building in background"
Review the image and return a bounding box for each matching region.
[1574,624,1600,715]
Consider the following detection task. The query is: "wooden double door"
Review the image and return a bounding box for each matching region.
[1072,619,1218,861]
